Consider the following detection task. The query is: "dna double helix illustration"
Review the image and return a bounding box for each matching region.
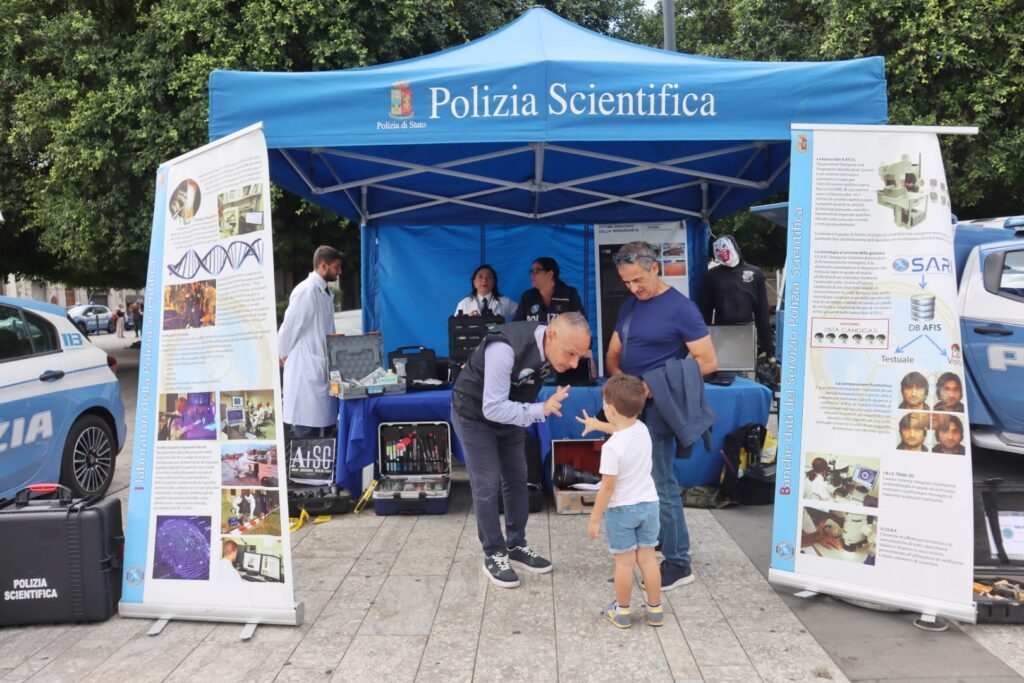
[167,238,264,279]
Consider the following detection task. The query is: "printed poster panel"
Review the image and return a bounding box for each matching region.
[769,126,975,622]
[594,222,689,375]
[121,124,300,625]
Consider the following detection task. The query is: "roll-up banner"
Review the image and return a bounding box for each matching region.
[120,124,301,626]
[769,124,977,622]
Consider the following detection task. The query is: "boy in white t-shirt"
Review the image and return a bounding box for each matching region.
[576,374,662,629]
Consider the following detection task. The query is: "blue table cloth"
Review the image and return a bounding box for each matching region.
[335,378,771,496]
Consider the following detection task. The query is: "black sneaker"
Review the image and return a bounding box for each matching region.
[483,553,520,588]
[507,545,553,574]
[661,561,695,591]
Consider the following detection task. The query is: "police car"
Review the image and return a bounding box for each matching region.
[0,296,125,501]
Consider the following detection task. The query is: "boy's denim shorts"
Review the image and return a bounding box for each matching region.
[605,500,660,554]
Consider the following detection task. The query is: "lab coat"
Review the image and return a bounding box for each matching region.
[278,271,337,428]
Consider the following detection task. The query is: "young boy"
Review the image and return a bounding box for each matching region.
[577,374,663,629]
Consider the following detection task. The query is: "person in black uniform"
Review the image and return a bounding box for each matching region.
[515,257,584,324]
[699,235,773,356]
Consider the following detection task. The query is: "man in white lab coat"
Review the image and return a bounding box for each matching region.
[279,245,343,438]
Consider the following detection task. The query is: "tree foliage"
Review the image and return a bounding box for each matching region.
[1,0,1021,283]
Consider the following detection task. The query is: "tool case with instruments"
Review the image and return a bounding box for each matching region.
[447,314,505,362]
[285,437,352,516]
[0,485,123,626]
[973,479,1024,623]
[373,421,452,515]
[327,333,405,399]
[550,439,604,514]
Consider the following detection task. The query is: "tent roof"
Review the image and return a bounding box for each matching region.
[209,8,887,224]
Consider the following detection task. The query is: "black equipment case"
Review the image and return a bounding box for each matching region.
[373,421,451,515]
[285,437,352,516]
[0,485,123,626]
[448,314,505,363]
[387,346,444,392]
[973,479,1024,623]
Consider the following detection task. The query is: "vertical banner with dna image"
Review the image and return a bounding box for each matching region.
[121,123,302,626]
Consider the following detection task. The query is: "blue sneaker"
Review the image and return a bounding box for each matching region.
[507,544,553,574]
[483,553,520,588]
[604,601,631,629]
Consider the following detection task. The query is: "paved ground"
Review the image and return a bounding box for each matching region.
[2,331,1023,682]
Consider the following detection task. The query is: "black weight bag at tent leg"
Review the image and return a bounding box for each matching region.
[0,485,123,626]
[497,432,545,514]
[719,423,774,505]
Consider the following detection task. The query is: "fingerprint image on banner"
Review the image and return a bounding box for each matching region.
[153,515,213,580]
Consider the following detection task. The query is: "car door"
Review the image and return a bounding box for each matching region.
[0,304,74,498]
[960,241,1024,434]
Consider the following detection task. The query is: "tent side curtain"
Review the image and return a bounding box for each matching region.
[361,222,708,358]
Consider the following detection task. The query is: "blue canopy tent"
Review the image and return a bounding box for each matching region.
[208,7,887,353]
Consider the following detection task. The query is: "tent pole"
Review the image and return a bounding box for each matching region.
[532,142,545,219]
[663,0,676,51]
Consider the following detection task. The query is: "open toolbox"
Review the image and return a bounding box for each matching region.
[327,333,405,399]
[550,439,604,514]
[373,421,451,515]
[973,479,1024,623]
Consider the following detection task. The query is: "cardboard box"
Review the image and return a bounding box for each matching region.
[551,439,603,515]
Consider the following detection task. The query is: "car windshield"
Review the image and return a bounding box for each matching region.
[68,306,88,315]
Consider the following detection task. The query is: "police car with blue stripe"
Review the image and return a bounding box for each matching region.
[0,296,125,501]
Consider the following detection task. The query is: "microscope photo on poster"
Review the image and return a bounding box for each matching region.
[120,124,301,627]
[768,125,976,622]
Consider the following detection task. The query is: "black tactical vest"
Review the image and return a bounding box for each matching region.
[452,322,546,424]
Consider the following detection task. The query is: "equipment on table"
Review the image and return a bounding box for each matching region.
[448,314,505,363]
[327,333,406,399]
[387,346,443,392]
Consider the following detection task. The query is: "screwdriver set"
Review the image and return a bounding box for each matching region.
[374,421,452,515]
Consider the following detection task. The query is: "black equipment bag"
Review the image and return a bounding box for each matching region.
[388,346,441,392]
[719,423,774,505]
[287,485,353,516]
[0,484,123,626]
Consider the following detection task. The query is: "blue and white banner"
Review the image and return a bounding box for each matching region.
[769,125,975,622]
[121,124,300,626]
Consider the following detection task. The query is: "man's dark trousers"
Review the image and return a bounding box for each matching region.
[451,410,530,556]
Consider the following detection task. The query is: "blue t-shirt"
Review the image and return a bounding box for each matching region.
[614,288,708,376]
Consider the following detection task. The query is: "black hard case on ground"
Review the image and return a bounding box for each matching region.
[373,421,452,515]
[287,485,353,516]
[974,479,1024,623]
[0,486,123,626]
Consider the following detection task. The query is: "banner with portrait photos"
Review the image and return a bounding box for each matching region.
[769,125,976,622]
[120,124,301,626]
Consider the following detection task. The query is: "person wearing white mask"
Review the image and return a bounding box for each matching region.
[699,234,773,356]
[279,245,342,438]
[454,264,517,318]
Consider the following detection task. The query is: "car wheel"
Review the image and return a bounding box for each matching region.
[76,321,89,336]
[107,320,116,334]
[60,414,116,498]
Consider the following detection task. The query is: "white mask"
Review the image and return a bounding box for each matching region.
[713,236,740,268]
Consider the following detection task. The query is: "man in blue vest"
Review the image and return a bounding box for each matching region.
[452,312,592,587]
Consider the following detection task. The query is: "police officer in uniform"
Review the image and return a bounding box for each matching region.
[514,257,584,324]
[699,235,773,356]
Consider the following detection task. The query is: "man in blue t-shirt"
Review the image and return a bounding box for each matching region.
[605,241,718,591]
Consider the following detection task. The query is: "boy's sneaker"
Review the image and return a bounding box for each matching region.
[604,601,632,629]
[507,545,553,574]
[483,553,520,588]
[661,561,695,590]
[646,602,665,627]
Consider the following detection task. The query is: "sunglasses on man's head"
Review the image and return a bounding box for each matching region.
[612,252,656,266]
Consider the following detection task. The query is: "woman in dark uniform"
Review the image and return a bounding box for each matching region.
[514,257,584,323]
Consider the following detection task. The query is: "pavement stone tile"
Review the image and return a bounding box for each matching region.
[359,575,446,636]
[330,634,426,683]
[163,642,294,682]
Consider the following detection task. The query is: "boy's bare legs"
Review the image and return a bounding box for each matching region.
[637,547,661,605]
[614,552,637,607]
